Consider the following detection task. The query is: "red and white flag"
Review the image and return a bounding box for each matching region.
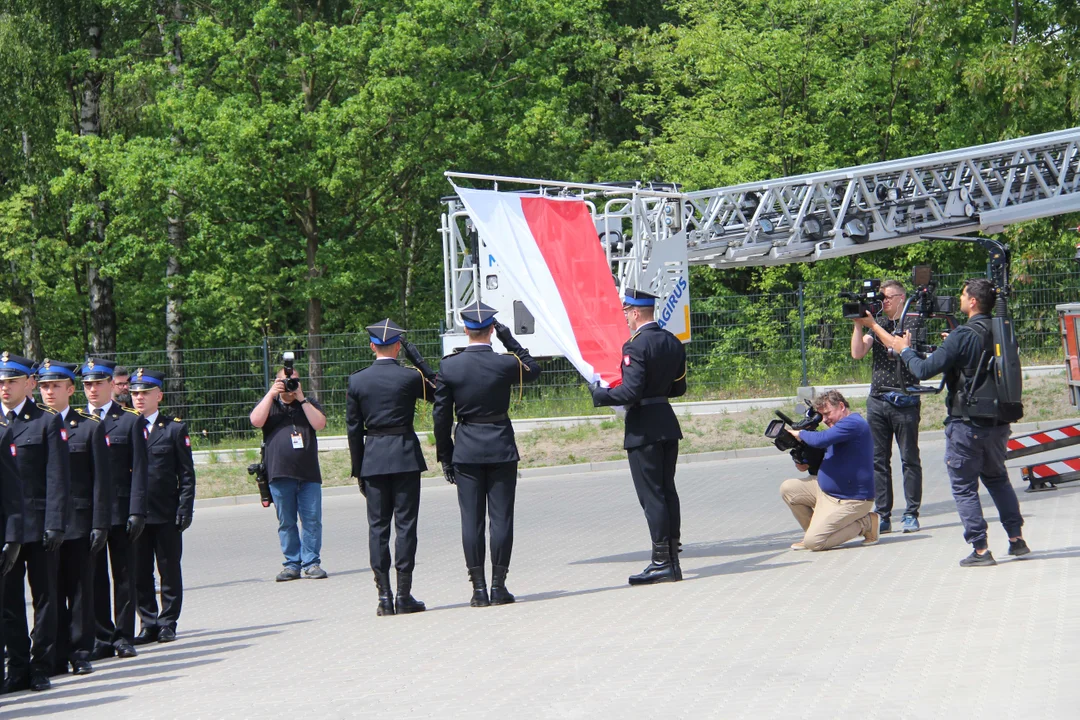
[454,186,628,387]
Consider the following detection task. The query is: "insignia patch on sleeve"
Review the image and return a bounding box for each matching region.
[8,444,14,457]
[143,428,149,440]
[184,436,191,447]
[60,428,68,442]
[105,435,111,447]
[623,354,631,366]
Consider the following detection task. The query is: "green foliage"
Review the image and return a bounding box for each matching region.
[2,0,1080,373]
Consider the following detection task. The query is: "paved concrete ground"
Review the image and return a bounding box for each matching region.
[4,440,1079,719]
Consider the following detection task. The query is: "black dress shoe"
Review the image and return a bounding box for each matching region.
[628,541,678,586]
[116,643,138,658]
[2,674,29,694]
[30,670,51,692]
[134,627,159,645]
[89,645,115,661]
[157,627,177,643]
[71,660,94,675]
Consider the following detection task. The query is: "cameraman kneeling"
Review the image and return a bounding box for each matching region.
[780,390,878,551]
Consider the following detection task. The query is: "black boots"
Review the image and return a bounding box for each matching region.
[490,565,515,605]
[395,571,426,614]
[628,541,679,585]
[374,570,396,616]
[468,566,490,607]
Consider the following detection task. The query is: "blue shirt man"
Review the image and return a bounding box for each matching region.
[780,390,878,551]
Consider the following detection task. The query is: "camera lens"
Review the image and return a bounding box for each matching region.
[285,377,300,392]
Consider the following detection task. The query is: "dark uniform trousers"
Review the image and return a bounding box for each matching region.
[55,538,95,664]
[135,523,183,632]
[93,529,137,650]
[365,472,421,573]
[455,462,517,568]
[3,542,60,674]
[628,439,681,544]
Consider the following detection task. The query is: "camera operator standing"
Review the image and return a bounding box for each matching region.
[249,356,328,582]
[851,280,924,535]
[867,279,1030,566]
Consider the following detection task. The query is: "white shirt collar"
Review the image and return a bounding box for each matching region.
[2,397,27,417]
[145,410,160,427]
[374,357,397,362]
[60,406,70,421]
[636,321,658,331]
[90,399,114,417]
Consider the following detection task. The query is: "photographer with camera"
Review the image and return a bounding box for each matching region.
[851,279,924,535]
[249,354,328,582]
[869,279,1030,567]
[779,390,878,552]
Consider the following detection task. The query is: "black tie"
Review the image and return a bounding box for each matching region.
[96,408,104,419]
[5,410,14,423]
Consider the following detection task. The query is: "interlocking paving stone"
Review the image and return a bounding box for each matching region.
[3,439,1079,718]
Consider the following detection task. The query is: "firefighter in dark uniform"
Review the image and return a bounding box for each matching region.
[0,352,71,693]
[35,360,112,677]
[79,358,148,660]
[130,369,196,643]
[0,403,25,692]
[347,319,437,616]
[433,301,541,607]
[590,289,687,586]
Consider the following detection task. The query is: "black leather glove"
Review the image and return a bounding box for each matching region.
[1,542,20,575]
[441,462,456,485]
[126,514,146,541]
[89,529,108,554]
[176,512,193,532]
[356,476,367,498]
[43,529,65,552]
[402,340,423,366]
[493,321,522,352]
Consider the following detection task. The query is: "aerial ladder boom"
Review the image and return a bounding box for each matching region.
[441,127,1080,354]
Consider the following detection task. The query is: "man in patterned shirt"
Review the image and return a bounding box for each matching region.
[850,279,924,535]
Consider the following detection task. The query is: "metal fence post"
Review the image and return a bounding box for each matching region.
[262,337,270,391]
[798,282,809,387]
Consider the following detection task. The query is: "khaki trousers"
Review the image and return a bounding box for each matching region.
[780,476,874,551]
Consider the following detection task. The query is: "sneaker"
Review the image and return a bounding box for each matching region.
[879,517,892,535]
[862,512,880,546]
[1008,538,1031,557]
[790,542,806,551]
[901,515,920,533]
[275,566,301,582]
[303,564,328,579]
[959,549,997,567]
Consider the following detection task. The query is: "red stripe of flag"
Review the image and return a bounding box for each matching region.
[520,196,628,387]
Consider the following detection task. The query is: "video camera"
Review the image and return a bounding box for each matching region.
[282,351,300,392]
[839,279,882,320]
[764,400,826,473]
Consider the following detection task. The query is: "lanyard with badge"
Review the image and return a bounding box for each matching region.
[290,403,305,450]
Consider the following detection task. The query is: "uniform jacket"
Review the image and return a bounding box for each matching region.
[96,401,149,525]
[591,322,687,449]
[346,359,434,478]
[433,345,541,465]
[0,420,24,544]
[63,408,113,538]
[143,413,196,524]
[7,401,71,542]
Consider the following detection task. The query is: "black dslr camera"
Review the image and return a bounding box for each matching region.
[839,279,882,319]
[764,400,826,473]
[282,351,300,392]
[246,446,273,508]
[900,265,957,355]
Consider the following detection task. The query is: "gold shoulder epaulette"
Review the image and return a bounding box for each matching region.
[629,330,642,342]
[442,347,464,359]
[36,403,57,415]
[0,418,7,427]
[75,408,99,421]
[174,417,182,423]
[122,406,141,415]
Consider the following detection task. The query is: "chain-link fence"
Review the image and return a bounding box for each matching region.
[98,260,1077,447]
